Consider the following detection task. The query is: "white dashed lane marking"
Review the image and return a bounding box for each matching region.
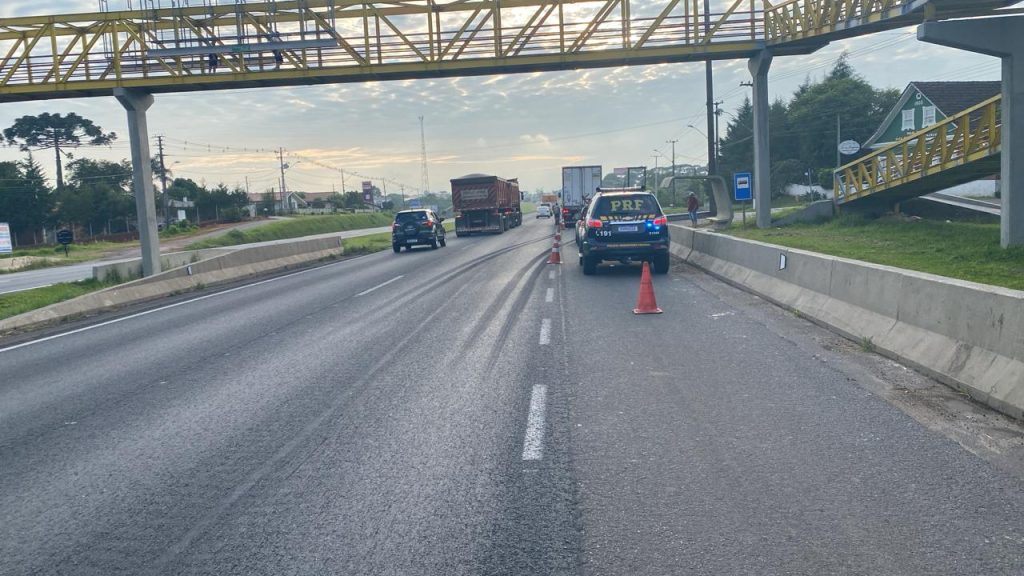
[539,319,551,345]
[356,275,404,297]
[521,385,548,461]
[545,288,554,303]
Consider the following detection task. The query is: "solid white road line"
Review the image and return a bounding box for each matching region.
[545,287,554,303]
[355,275,404,296]
[521,384,548,461]
[0,284,53,296]
[539,318,551,345]
[0,252,378,355]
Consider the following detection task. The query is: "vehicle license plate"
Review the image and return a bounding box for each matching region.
[617,225,638,232]
[406,239,417,244]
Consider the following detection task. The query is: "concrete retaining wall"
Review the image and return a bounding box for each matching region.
[668,224,1024,420]
[92,248,235,282]
[0,236,345,334]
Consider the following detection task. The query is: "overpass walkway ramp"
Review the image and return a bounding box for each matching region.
[835,94,1002,209]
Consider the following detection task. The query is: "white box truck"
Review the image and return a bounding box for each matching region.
[560,165,602,225]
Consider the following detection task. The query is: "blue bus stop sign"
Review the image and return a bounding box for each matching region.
[734,172,752,201]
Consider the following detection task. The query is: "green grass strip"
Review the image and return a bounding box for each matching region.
[727,216,1024,290]
[0,278,124,322]
[187,213,395,249]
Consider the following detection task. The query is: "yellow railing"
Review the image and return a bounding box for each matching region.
[0,0,764,101]
[834,95,1002,204]
[764,0,903,42]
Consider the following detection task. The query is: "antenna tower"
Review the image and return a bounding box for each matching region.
[419,116,430,195]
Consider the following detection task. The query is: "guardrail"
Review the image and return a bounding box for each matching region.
[764,0,902,42]
[834,95,1002,204]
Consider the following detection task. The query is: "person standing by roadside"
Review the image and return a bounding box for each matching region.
[687,191,699,227]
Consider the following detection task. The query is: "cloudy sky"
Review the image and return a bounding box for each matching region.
[0,0,1003,196]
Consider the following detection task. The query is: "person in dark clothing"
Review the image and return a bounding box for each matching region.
[687,191,699,227]
[208,52,219,73]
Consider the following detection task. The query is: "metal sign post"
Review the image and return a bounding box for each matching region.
[734,173,752,226]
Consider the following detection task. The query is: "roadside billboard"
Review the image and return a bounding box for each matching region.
[0,223,12,254]
[362,181,373,203]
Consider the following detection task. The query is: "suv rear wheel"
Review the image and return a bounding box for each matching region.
[582,254,598,275]
[392,244,401,254]
[653,253,670,274]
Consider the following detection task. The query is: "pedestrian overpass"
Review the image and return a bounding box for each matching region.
[835,95,1002,210]
[0,0,1012,102]
[0,0,1021,276]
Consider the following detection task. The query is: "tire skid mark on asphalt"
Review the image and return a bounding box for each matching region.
[458,249,550,363]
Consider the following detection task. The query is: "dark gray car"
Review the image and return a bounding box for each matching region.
[392,209,447,252]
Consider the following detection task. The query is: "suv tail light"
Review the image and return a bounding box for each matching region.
[422,220,434,228]
[587,219,603,228]
[562,208,569,214]
[392,223,400,230]
[652,216,668,226]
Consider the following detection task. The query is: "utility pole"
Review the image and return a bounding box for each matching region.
[713,100,724,167]
[277,147,287,214]
[666,139,678,206]
[156,135,169,226]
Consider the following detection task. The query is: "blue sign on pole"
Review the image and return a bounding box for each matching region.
[734,172,753,201]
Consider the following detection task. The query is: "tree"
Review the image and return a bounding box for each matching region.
[0,155,54,244]
[3,113,116,191]
[787,54,897,171]
[57,159,134,233]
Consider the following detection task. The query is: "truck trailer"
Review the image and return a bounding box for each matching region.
[451,174,523,236]
[561,165,603,225]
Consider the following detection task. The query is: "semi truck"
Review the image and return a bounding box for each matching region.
[560,165,603,225]
[451,173,523,236]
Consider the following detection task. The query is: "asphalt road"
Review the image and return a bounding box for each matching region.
[2,216,1023,575]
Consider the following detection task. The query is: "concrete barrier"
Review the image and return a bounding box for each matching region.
[669,224,1024,420]
[0,236,345,334]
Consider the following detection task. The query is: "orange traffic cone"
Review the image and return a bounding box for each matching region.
[633,262,662,314]
[547,242,561,264]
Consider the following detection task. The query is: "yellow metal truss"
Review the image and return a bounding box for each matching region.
[834,95,1002,204]
[0,0,768,101]
[0,0,1013,101]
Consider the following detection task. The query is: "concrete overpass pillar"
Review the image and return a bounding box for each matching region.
[919,16,1024,248]
[748,50,773,229]
[114,88,161,276]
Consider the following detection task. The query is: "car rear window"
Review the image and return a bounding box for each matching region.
[589,194,661,219]
[395,211,428,224]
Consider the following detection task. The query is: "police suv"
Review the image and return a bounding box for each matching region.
[576,188,670,275]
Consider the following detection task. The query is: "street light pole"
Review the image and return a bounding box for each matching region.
[651,153,659,197]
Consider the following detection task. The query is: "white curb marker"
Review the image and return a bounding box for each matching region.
[522,385,548,461]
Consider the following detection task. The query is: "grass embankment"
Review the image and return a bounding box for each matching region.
[727,216,1024,290]
[187,213,395,249]
[0,278,124,322]
[0,241,137,273]
[1,221,462,322]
